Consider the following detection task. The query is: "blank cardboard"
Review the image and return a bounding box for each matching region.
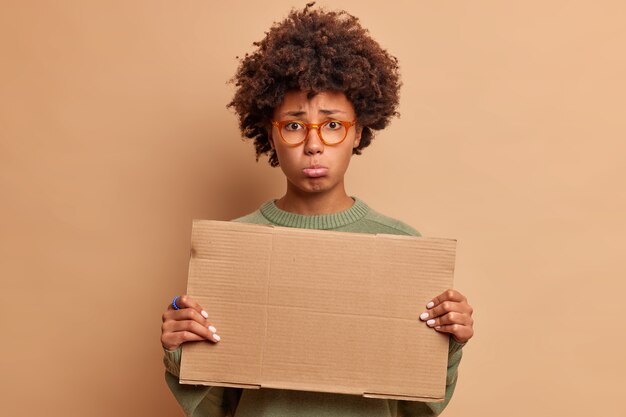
[179,220,456,401]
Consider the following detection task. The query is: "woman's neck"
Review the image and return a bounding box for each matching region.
[275,184,354,215]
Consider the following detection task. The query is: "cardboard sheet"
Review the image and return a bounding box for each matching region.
[179,220,456,401]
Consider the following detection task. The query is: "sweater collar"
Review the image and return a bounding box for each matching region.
[259,197,369,230]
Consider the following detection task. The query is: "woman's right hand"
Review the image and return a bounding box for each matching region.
[161,295,220,351]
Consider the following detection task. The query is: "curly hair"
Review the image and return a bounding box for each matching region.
[228,2,401,167]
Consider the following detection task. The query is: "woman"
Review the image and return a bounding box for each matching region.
[161,4,474,416]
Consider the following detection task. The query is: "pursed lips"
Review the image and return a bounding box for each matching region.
[302,165,328,178]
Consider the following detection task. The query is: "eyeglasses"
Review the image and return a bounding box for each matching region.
[271,119,357,146]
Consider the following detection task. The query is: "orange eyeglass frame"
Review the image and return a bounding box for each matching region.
[271,120,357,146]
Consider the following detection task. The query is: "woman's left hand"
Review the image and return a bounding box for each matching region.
[420,289,474,344]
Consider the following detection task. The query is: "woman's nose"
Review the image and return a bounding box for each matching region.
[303,126,324,155]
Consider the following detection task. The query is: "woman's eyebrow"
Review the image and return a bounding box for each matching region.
[319,109,346,115]
[280,110,306,117]
[280,109,347,118]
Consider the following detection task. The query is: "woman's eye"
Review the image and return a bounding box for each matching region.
[285,122,303,131]
[325,121,341,130]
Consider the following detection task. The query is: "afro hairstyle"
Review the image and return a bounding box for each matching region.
[228,2,401,167]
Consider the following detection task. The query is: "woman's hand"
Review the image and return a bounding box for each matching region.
[161,295,220,351]
[420,289,474,344]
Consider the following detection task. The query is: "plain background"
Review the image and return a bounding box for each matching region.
[1,1,625,416]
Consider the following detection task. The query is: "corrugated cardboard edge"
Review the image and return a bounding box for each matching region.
[178,379,261,390]
[363,392,443,402]
[177,379,443,402]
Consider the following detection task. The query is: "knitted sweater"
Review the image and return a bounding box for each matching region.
[164,197,464,417]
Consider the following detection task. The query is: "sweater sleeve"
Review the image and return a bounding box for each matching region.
[395,337,465,417]
[163,348,242,417]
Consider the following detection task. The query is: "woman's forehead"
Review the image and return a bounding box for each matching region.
[275,90,355,116]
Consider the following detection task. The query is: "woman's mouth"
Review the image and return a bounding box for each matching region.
[303,166,328,178]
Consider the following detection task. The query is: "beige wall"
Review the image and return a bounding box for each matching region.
[1,1,625,416]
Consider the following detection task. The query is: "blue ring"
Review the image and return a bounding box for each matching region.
[172,296,181,310]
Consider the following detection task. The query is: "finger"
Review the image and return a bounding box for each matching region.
[162,330,206,350]
[424,311,474,328]
[420,300,469,321]
[162,330,212,351]
[168,294,209,319]
[161,320,221,351]
[426,289,466,309]
[433,323,474,344]
[168,294,201,311]
[163,320,221,343]
[162,308,212,327]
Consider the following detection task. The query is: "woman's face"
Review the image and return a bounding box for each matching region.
[270,90,362,196]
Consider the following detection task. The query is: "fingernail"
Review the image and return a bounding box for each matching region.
[435,326,441,330]
[426,301,435,309]
[201,310,209,319]
[420,312,429,320]
[427,319,436,327]
[213,334,221,342]
[208,325,217,333]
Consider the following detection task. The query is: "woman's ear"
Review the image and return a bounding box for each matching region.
[353,125,363,148]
